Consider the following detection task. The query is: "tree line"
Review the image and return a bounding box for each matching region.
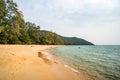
[0,0,93,45]
[0,0,62,44]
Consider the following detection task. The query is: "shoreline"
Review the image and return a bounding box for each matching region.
[0,45,90,80]
[42,50,79,73]
[43,48,91,80]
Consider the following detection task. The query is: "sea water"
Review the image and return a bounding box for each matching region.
[48,45,120,80]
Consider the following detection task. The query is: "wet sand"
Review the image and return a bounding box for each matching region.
[0,45,89,80]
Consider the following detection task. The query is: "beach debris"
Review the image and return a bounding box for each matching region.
[38,52,44,57]
[38,52,52,64]
[54,61,58,64]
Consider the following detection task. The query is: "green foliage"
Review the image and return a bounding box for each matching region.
[61,37,94,45]
[26,22,41,44]
[0,0,6,26]
[0,0,31,44]
[19,28,31,44]
[40,31,93,45]
[0,32,8,44]
[39,31,64,45]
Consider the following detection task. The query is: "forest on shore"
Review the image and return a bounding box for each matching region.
[0,0,93,45]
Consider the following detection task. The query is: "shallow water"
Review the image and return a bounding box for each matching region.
[49,45,120,80]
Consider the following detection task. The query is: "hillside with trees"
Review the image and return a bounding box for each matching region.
[40,31,93,45]
[61,36,93,45]
[0,0,94,45]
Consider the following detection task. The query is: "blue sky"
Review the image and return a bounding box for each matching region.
[14,0,120,45]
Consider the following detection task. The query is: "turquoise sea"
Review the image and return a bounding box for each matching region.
[48,45,120,80]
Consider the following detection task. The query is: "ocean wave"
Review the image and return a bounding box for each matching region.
[64,64,79,73]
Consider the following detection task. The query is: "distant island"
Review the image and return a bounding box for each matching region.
[0,0,93,45]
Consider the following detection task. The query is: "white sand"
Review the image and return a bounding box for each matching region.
[0,45,90,80]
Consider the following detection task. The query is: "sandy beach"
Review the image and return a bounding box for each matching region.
[0,45,89,80]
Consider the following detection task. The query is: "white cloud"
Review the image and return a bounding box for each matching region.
[47,0,118,13]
